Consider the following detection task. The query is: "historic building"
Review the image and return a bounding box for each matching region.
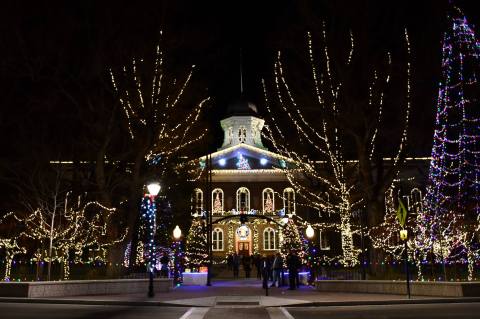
[190,98,307,260]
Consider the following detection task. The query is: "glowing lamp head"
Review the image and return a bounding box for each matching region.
[219,158,226,166]
[147,183,161,196]
[173,225,182,240]
[260,158,268,165]
[306,224,314,238]
[400,229,408,241]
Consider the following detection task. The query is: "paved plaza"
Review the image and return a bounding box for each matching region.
[1,278,480,318]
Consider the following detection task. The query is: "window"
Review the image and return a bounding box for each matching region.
[262,188,275,214]
[212,228,224,251]
[228,127,233,145]
[263,227,276,250]
[236,187,250,212]
[238,126,247,143]
[319,230,330,250]
[283,188,295,215]
[191,188,203,216]
[212,188,224,214]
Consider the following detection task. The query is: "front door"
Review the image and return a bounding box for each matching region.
[237,242,250,257]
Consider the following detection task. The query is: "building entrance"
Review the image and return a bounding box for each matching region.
[237,242,250,257]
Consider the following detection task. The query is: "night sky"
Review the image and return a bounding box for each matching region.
[0,0,479,161]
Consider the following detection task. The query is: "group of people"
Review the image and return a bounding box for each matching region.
[226,250,302,290]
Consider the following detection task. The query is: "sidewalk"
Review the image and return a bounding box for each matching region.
[1,278,478,307]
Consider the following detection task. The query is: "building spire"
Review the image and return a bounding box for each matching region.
[240,49,244,95]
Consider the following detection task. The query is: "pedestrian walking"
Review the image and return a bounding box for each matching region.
[271,252,283,287]
[286,250,301,290]
[261,255,271,289]
[232,253,240,278]
[243,254,252,278]
[160,252,170,278]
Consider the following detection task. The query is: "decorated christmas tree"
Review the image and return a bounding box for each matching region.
[185,217,208,269]
[280,219,305,262]
[264,193,273,213]
[236,154,251,170]
[419,7,480,279]
[213,192,222,213]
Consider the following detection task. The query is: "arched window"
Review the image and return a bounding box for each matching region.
[263,227,276,250]
[191,188,203,216]
[212,188,224,214]
[262,188,275,214]
[236,187,250,212]
[238,126,247,143]
[212,228,224,251]
[319,230,330,250]
[227,127,233,145]
[283,188,295,215]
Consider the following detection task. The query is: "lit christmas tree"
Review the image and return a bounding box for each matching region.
[185,217,208,269]
[280,219,305,263]
[236,154,251,170]
[213,192,222,213]
[264,193,274,213]
[420,7,480,280]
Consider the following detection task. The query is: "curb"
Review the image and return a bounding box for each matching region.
[1,296,480,308]
[0,297,197,307]
[281,297,480,308]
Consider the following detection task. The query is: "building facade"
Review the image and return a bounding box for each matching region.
[190,99,307,260]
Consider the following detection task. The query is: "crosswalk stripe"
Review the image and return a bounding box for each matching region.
[179,307,210,319]
[267,307,295,319]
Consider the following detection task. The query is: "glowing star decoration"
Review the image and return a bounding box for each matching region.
[236,154,251,170]
[418,7,480,281]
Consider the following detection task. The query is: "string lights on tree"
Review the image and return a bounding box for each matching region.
[419,7,480,281]
[185,217,208,269]
[263,22,412,267]
[109,30,210,268]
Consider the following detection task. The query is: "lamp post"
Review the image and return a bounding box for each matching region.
[173,225,182,285]
[400,228,411,299]
[306,224,314,239]
[146,182,160,298]
[305,224,315,284]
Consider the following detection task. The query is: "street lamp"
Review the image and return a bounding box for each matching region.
[146,182,160,298]
[306,225,314,238]
[173,225,182,285]
[173,225,182,240]
[400,228,411,299]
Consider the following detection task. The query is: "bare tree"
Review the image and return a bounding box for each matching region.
[263,24,412,266]
[109,31,210,268]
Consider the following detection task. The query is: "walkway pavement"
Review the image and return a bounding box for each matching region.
[2,278,473,308]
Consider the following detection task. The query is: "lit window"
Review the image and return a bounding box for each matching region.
[283,188,295,215]
[212,188,224,214]
[212,228,224,251]
[319,230,330,250]
[263,227,276,250]
[191,188,203,216]
[238,126,247,143]
[236,187,250,212]
[262,188,275,214]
